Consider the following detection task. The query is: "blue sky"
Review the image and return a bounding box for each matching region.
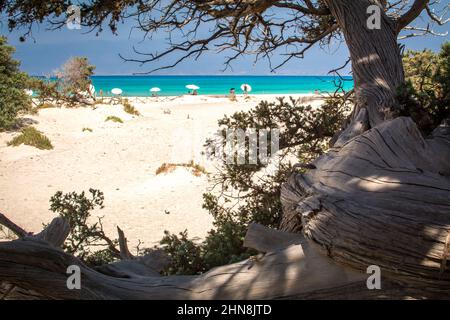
[1,9,448,76]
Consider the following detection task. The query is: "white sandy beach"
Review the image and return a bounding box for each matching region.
[0,94,323,248]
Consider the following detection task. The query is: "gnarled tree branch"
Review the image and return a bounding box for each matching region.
[396,0,429,32]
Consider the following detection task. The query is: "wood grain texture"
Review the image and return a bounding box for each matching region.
[324,0,405,127]
[0,223,371,299]
[281,117,450,293]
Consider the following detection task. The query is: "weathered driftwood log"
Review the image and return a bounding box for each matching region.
[95,247,171,278]
[33,217,70,247]
[0,217,171,299]
[1,219,447,299]
[281,117,450,295]
[117,226,134,260]
[0,221,364,299]
[0,217,69,299]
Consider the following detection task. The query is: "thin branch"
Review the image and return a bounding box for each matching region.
[398,24,448,39]
[0,212,29,238]
[396,0,429,32]
[425,4,450,25]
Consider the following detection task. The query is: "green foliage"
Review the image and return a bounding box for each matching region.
[160,96,349,275]
[160,230,204,275]
[56,57,95,102]
[82,127,93,132]
[398,42,450,133]
[49,189,119,266]
[29,77,61,106]
[123,99,140,116]
[0,36,32,130]
[7,126,53,150]
[29,57,96,107]
[105,115,124,123]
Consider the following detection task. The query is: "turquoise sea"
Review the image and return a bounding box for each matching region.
[89,75,353,97]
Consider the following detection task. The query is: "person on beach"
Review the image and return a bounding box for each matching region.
[229,88,237,101]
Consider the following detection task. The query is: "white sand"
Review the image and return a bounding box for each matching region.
[0,94,323,248]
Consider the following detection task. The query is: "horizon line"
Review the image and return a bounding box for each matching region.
[32,74,353,77]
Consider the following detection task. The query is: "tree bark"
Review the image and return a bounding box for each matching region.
[279,2,450,296]
[281,117,450,294]
[1,222,446,299]
[324,0,405,129]
[279,1,450,294]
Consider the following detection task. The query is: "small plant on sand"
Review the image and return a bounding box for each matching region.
[156,161,207,177]
[82,127,93,132]
[123,99,140,116]
[7,127,53,150]
[105,116,123,123]
[38,102,57,109]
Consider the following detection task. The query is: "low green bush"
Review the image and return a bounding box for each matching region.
[7,127,53,150]
[105,116,123,123]
[123,99,140,116]
[398,42,450,133]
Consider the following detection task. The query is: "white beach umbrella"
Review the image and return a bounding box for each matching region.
[25,89,34,96]
[240,84,252,92]
[111,88,123,95]
[186,84,200,90]
[150,87,161,92]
